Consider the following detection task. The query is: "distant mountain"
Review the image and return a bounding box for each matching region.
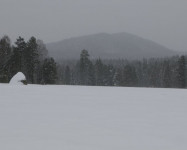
[46,32,178,60]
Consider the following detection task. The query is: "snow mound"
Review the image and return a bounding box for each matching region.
[9,72,27,85]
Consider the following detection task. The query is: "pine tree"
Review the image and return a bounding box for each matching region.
[103,64,115,86]
[36,39,48,84]
[42,57,57,84]
[95,59,104,85]
[163,61,171,88]
[64,65,71,85]
[13,36,26,72]
[122,64,138,87]
[88,62,95,85]
[25,37,39,83]
[113,68,123,86]
[37,39,48,60]
[79,49,94,85]
[177,55,186,88]
[0,35,12,82]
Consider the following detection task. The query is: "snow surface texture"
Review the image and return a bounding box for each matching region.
[0,84,187,150]
[9,72,26,85]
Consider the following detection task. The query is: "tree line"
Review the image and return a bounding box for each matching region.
[0,35,186,88]
[58,50,186,88]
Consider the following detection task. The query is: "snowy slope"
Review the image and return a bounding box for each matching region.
[0,84,187,150]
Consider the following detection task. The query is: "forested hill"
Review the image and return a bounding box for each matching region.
[47,32,177,60]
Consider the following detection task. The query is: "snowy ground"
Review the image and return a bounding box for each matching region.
[0,84,187,150]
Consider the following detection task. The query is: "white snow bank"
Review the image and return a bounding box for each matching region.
[9,72,26,85]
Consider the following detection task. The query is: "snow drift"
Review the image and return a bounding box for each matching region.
[9,72,27,85]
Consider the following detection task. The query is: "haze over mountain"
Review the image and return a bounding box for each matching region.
[47,32,178,60]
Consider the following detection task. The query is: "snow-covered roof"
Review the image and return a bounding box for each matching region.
[9,72,27,85]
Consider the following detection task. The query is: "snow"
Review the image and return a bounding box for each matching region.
[0,84,187,150]
[9,72,26,85]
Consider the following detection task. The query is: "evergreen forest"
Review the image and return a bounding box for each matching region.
[0,35,186,88]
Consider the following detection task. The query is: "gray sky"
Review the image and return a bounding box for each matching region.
[0,0,187,51]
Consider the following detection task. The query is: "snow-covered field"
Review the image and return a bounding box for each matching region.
[0,84,187,150]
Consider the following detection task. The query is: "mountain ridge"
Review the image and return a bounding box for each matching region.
[46,32,178,60]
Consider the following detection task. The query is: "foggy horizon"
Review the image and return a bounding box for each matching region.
[1,0,187,52]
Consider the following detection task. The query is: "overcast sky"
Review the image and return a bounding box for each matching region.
[0,0,187,51]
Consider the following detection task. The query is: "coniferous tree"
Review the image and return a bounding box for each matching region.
[79,49,94,85]
[42,57,57,84]
[95,59,104,85]
[102,64,115,86]
[0,35,12,82]
[37,39,48,60]
[25,37,39,83]
[36,39,48,83]
[122,64,138,87]
[177,55,186,88]
[13,36,26,73]
[88,62,95,85]
[147,59,159,87]
[134,61,144,87]
[113,68,123,86]
[141,59,149,87]
[64,65,71,85]
[162,61,172,88]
